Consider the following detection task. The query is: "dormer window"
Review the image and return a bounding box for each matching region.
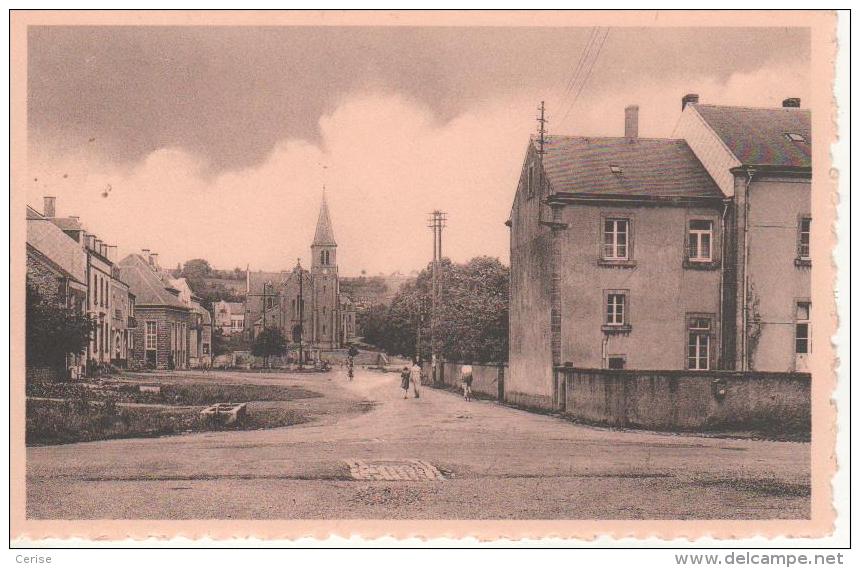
[609,164,623,175]
[785,132,807,143]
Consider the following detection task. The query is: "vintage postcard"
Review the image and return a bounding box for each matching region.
[9,10,843,544]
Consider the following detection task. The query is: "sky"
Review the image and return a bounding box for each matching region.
[26,25,810,275]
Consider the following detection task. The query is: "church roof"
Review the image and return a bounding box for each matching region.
[312,192,337,247]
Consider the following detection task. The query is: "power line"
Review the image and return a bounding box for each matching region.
[560,27,610,126]
[554,27,600,110]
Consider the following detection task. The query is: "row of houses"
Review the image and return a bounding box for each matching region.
[26,198,213,377]
[506,95,811,409]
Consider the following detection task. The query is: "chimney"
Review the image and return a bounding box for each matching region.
[141,248,150,259]
[106,245,117,262]
[624,105,639,139]
[681,93,700,110]
[94,239,102,254]
[69,216,79,222]
[43,196,56,218]
[783,97,801,108]
[149,253,159,268]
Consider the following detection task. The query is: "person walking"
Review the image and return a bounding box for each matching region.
[461,363,474,401]
[400,366,411,399]
[410,359,422,399]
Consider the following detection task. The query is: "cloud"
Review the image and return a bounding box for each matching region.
[26,61,808,275]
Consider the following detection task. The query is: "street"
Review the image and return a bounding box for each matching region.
[26,367,810,520]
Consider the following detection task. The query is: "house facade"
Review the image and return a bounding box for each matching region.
[26,205,89,377]
[507,97,811,410]
[32,196,136,375]
[214,300,245,335]
[119,252,192,370]
[674,96,812,372]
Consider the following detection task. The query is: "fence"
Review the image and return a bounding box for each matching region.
[422,360,506,400]
[557,367,811,435]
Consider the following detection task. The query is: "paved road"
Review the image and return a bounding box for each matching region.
[27,368,810,519]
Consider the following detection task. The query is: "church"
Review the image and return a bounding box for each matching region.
[244,194,357,355]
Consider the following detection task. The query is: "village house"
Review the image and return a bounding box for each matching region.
[506,96,811,410]
[214,300,245,335]
[26,205,89,378]
[35,196,136,375]
[244,193,357,356]
[119,252,192,369]
[674,95,812,372]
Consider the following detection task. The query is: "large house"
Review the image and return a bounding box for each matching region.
[29,196,137,375]
[26,205,89,377]
[244,193,357,355]
[506,96,811,410]
[119,252,192,369]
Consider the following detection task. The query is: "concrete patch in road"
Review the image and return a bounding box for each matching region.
[344,459,445,481]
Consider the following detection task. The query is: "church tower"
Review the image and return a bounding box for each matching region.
[311,191,339,349]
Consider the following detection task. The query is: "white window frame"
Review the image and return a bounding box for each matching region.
[606,293,626,326]
[687,316,711,370]
[688,220,713,262]
[145,321,157,351]
[603,218,630,260]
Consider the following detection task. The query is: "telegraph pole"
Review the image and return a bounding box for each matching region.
[427,210,447,381]
[297,258,304,370]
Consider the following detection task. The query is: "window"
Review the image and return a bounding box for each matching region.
[798,217,811,260]
[603,219,630,260]
[687,316,712,370]
[93,274,99,306]
[688,220,713,262]
[607,356,625,370]
[606,293,626,326]
[795,302,811,354]
[145,321,157,351]
[266,297,274,309]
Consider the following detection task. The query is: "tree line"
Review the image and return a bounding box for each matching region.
[358,256,509,363]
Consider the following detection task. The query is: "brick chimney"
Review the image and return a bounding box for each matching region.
[682,93,700,110]
[43,196,56,218]
[624,105,639,139]
[782,97,801,108]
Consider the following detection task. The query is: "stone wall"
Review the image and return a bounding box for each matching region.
[559,367,810,435]
[425,360,506,400]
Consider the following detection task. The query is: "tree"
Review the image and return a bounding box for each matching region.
[251,327,287,368]
[26,284,94,368]
[362,257,509,363]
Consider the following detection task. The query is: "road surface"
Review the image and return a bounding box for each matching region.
[27,368,810,519]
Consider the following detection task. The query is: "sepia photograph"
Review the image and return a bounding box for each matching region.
[8,9,846,546]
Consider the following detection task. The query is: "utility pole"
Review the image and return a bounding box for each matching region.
[297,258,304,370]
[427,210,447,381]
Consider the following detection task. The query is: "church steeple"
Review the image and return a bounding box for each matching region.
[312,190,337,247]
[311,190,337,271]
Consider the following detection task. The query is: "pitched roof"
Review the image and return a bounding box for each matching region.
[50,217,84,232]
[692,104,811,169]
[312,192,337,246]
[541,135,723,199]
[26,211,87,284]
[118,254,188,308]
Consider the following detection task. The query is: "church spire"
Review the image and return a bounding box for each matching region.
[312,189,337,247]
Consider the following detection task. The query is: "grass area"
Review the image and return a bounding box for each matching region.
[27,379,321,406]
[26,398,308,446]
